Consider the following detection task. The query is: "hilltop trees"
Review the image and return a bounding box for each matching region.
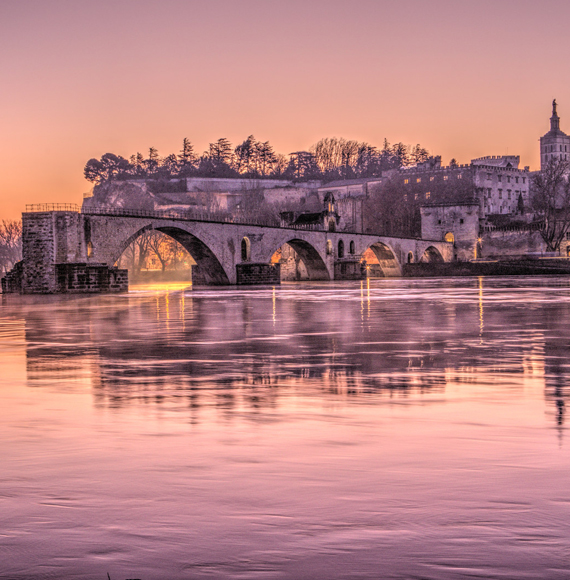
[84,136,432,184]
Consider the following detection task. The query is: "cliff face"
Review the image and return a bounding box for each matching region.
[82,181,157,211]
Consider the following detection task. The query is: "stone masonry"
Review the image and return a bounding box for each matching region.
[3,208,453,293]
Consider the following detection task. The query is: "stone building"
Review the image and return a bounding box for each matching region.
[420,203,481,261]
[471,156,530,216]
[540,100,570,169]
[395,155,530,218]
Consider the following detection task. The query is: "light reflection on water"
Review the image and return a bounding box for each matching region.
[1,277,570,579]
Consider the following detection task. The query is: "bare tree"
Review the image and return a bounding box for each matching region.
[531,158,570,252]
[0,219,22,274]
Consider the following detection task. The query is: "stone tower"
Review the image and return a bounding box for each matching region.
[540,99,570,169]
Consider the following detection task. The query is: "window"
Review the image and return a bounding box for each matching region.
[515,177,519,183]
[404,179,409,185]
[425,191,431,199]
[507,176,511,183]
[457,173,462,179]
[349,240,355,254]
[416,177,421,183]
[498,189,503,199]
[338,240,344,259]
[414,193,419,200]
[438,220,441,224]
[508,190,511,199]
[404,194,408,201]
[498,175,502,182]
[487,173,492,180]
[460,219,464,224]
[241,237,251,262]
[443,175,449,181]
[522,177,526,184]
[430,176,435,182]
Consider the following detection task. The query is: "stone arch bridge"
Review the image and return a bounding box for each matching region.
[6,206,453,293]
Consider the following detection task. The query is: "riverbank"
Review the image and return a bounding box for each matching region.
[403,258,570,277]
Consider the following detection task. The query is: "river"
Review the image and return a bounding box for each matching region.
[1,277,570,579]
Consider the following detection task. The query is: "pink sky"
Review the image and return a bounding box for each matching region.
[1,0,569,219]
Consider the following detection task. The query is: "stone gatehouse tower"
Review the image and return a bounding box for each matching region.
[540,99,570,169]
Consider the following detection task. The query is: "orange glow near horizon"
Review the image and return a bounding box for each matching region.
[2,0,570,219]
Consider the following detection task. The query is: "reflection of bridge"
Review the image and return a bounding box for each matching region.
[4,204,453,293]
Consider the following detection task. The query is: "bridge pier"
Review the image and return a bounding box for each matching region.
[236,262,280,285]
[4,210,127,294]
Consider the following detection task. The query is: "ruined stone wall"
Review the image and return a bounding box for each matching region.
[21,212,57,293]
[336,198,364,233]
[421,204,480,261]
[481,230,546,259]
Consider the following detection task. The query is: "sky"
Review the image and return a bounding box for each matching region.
[1,0,570,219]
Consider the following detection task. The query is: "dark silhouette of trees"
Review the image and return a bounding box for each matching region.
[531,158,570,251]
[84,153,131,183]
[178,138,197,176]
[83,136,432,184]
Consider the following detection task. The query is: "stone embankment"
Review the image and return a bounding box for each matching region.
[404,258,570,277]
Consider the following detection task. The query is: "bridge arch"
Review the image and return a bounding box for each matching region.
[420,245,444,263]
[114,224,231,285]
[269,238,330,281]
[362,241,401,277]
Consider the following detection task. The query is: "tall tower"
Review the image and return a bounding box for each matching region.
[540,99,570,170]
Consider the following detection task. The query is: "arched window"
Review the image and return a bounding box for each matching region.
[338,240,344,259]
[407,251,414,263]
[326,239,333,255]
[87,241,93,258]
[241,237,251,262]
[349,240,355,254]
[444,232,455,244]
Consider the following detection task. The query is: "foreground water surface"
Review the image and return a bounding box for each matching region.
[1,277,570,579]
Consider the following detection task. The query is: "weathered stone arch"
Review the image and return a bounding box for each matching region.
[114,224,230,285]
[420,245,444,263]
[363,241,401,277]
[270,238,330,281]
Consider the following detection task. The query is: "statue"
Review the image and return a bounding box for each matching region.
[553,99,558,116]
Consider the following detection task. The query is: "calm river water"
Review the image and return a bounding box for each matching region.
[2,277,570,579]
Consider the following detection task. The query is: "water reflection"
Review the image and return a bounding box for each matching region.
[5,278,570,427]
[3,278,570,579]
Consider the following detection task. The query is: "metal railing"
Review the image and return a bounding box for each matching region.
[81,204,326,231]
[25,203,81,213]
[22,202,448,241]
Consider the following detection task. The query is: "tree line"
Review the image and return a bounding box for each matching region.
[84,136,431,184]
